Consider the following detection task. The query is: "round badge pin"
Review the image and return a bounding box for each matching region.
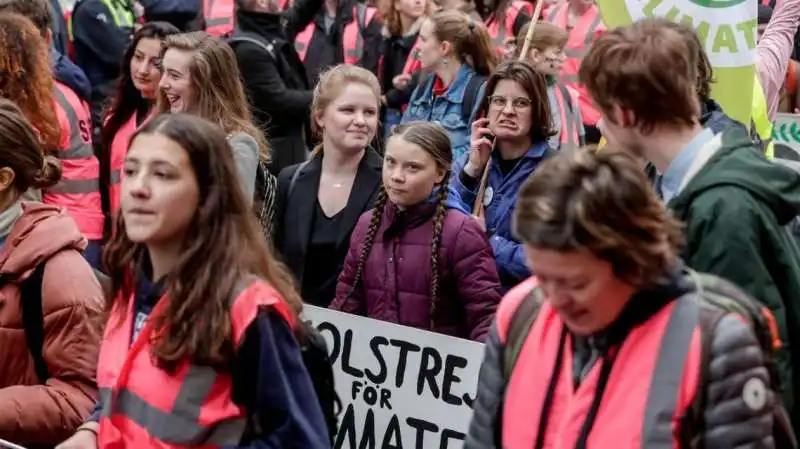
[483,186,494,207]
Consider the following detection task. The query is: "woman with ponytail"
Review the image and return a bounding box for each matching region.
[331,121,500,342]
[401,9,497,160]
[0,99,103,447]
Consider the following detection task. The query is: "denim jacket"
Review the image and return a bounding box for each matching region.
[401,64,485,161]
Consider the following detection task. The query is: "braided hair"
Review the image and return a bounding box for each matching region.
[361,121,454,329]
[347,187,388,300]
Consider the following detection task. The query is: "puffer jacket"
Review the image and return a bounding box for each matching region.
[465,271,777,448]
[331,201,501,341]
[0,202,103,446]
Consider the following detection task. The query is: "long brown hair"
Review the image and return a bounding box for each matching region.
[156,31,271,163]
[431,9,497,76]
[349,121,452,328]
[103,113,302,371]
[0,13,60,150]
[0,99,62,192]
[513,147,684,287]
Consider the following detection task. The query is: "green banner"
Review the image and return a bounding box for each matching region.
[596,0,757,125]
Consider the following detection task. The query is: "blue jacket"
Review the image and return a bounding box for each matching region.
[450,141,551,290]
[401,64,485,161]
[51,48,92,103]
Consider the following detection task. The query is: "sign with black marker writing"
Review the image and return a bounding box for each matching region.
[304,306,484,449]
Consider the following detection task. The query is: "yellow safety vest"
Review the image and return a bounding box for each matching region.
[752,76,774,160]
[67,0,135,42]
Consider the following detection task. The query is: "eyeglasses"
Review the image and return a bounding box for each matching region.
[488,95,532,110]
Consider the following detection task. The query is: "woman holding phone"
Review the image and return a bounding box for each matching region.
[451,60,553,291]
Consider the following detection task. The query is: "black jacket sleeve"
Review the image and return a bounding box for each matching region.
[283,0,324,39]
[360,16,383,76]
[702,314,775,448]
[385,70,421,109]
[271,164,298,254]
[72,1,132,67]
[235,43,314,120]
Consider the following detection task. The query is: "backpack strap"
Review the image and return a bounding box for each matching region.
[557,83,573,115]
[229,35,278,60]
[288,160,311,198]
[461,74,487,120]
[19,263,49,384]
[502,285,544,382]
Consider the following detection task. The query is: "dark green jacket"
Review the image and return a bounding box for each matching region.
[669,127,800,427]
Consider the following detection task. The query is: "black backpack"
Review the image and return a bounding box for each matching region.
[502,270,797,447]
[297,321,342,442]
[0,262,109,384]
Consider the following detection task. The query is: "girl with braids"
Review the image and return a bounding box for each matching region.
[331,121,500,342]
[401,9,497,160]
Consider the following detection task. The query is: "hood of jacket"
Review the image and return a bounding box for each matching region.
[51,48,92,103]
[669,126,800,226]
[0,202,86,276]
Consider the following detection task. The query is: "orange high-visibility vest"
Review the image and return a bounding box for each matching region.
[51,82,104,241]
[204,0,235,38]
[497,278,702,448]
[108,113,150,218]
[294,4,377,65]
[485,1,533,57]
[553,82,582,151]
[547,3,605,126]
[96,277,295,448]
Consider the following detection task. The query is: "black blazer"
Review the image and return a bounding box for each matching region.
[273,149,383,291]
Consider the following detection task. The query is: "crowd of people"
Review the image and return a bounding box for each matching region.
[0,0,798,447]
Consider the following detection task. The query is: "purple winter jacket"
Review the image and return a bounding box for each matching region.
[331,201,501,342]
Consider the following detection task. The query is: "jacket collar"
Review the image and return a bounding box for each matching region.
[289,148,383,255]
[235,9,283,37]
[381,201,438,240]
[417,64,476,104]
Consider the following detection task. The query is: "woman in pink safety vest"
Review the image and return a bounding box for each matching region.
[518,20,584,151]
[464,149,790,449]
[483,0,533,59]
[546,0,605,143]
[101,22,180,238]
[0,13,104,268]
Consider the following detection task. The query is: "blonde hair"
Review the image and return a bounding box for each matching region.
[309,64,381,156]
[157,31,270,163]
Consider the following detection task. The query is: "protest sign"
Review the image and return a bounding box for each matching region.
[303,306,484,449]
[597,0,757,124]
[774,113,800,153]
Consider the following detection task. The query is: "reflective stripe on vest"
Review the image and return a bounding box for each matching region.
[108,114,139,216]
[97,277,295,448]
[68,0,134,41]
[402,36,423,75]
[547,4,604,126]
[204,0,235,37]
[294,4,377,63]
[50,83,104,240]
[499,280,701,448]
[486,1,531,56]
[753,75,775,159]
[554,83,580,151]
